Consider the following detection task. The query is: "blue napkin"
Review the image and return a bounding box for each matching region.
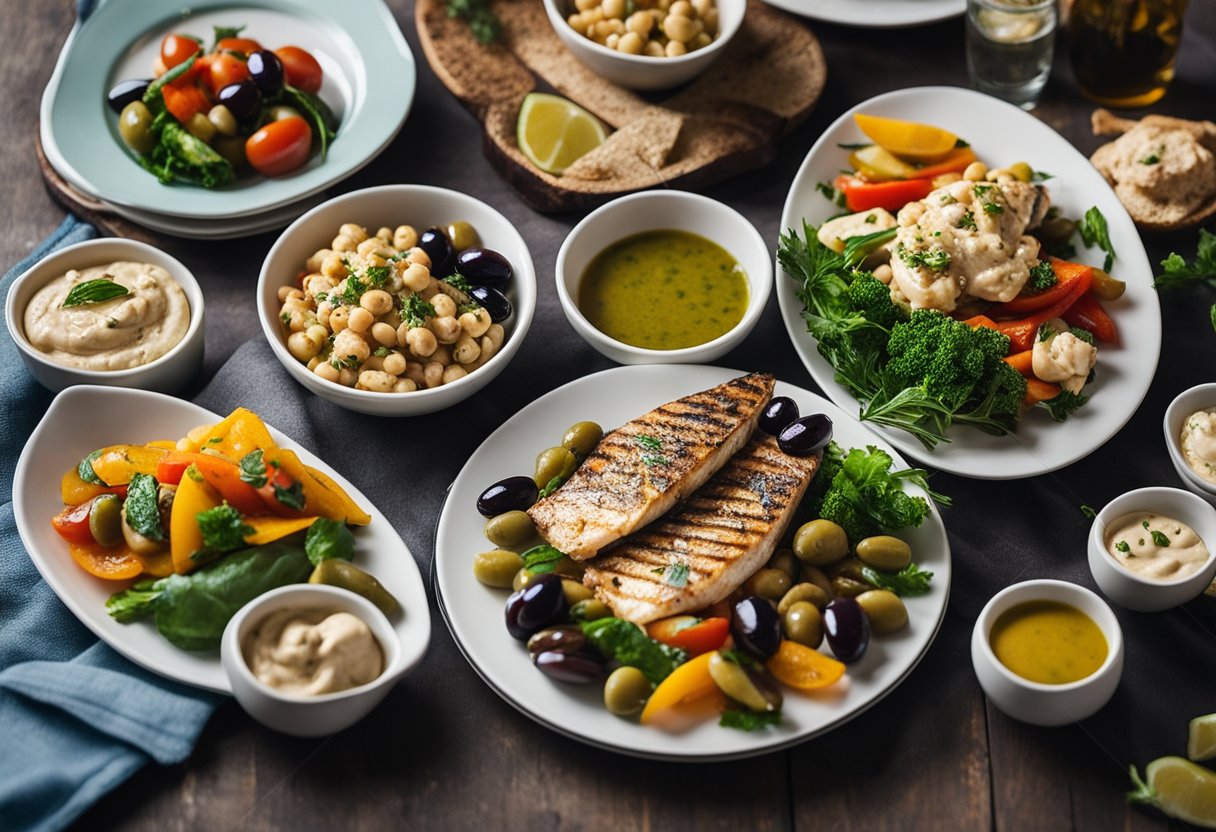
[0,217,222,832]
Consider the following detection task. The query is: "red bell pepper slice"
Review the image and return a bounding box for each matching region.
[647,617,730,656]
[995,259,1093,315]
[992,268,1093,353]
[834,175,933,213]
[1064,292,1118,344]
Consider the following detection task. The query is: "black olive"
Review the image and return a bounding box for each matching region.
[759,396,800,436]
[731,596,782,658]
[778,414,833,457]
[106,79,151,113]
[476,475,539,516]
[469,285,512,323]
[217,81,262,121]
[246,50,284,95]
[532,650,605,684]
[505,573,568,640]
[824,597,870,663]
[526,625,587,656]
[420,227,455,277]
[455,248,513,289]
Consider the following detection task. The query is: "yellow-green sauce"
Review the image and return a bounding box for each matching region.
[989,600,1108,685]
[578,230,748,350]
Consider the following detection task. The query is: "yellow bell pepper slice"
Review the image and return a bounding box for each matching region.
[61,467,110,506]
[88,445,169,487]
[640,651,718,724]
[196,408,278,461]
[243,515,318,546]
[302,463,372,526]
[169,472,222,575]
[854,113,959,162]
[849,145,920,181]
[765,640,846,690]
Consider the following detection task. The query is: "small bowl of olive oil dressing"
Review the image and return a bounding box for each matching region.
[556,191,770,365]
[971,579,1123,726]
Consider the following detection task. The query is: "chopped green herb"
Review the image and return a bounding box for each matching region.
[78,449,108,486]
[842,228,897,267]
[899,247,951,272]
[816,181,846,208]
[957,211,977,232]
[400,294,436,329]
[125,473,166,542]
[521,544,565,574]
[1077,206,1116,272]
[864,214,878,224]
[329,353,361,371]
[304,517,355,565]
[1142,519,1150,529]
[1139,145,1164,165]
[63,278,130,308]
[442,0,501,43]
[634,434,662,451]
[1039,389,1088,421]
[1033,170,1054,181]
[195,503,254,555]
[983,202,1004,215]
[1080,504,1096,519]
[238,449,268,489]
[1115,540,1130,553]
[538,475,565,498]
[641,453,671,467]
[364,265,390,287]
[653,560,689,587]
[1150,530,1170,547]
[1038,322,1055,343]
[720,709,782,731]
[273,479,306,511]
[580,618,686,684]
[443,274,472,293]
[373,346,391,358]
[861,562,933,596]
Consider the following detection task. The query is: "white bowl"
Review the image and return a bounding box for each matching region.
[555,190,770,365]
[1164,383,1216,506]
[971,580,1123,727]
[1087,487,1216,612]
[5,238,204,394]
[221,584,416,737]
[541,0,745,91]
[257,185,536,416]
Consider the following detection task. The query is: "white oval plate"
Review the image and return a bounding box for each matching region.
[434,364,951,762]
[762,0,962,27]
[12,386,431,693]
[40,0,414,220]
[776,86,1161,480]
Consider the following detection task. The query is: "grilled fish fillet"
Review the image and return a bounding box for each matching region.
[582,434,819,624]
[528,373,774,561]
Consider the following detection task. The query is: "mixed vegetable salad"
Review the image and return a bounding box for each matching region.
[52,408,398,651]
[107,26,336,187]
[781,114,1125,449]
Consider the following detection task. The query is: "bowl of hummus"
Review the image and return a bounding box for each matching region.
[5,238,204,394]
[1164,383,1216,507]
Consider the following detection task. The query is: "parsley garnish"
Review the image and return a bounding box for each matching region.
[63,278,130,308]
[1080,505,1096,519]
[1139,145,1164,165]
[195,503,253,555]
[329,353,361,370]
[957,211,977,231]
[373,346,391,358]
[1077,206,1116,272]
[273,479,306,511]
[400,294,436,328]
[1033,170,1054,181]
[304,517,355,565]
[1142,519,1150,529]
[1115,540,1130,553]
[210,24,246,51]
[650,560,689,587]
[983,202,1004,215]
[815,181,846,208]
[238,449,268,488]
[1037,322,1055,343]
[521,544,565,574]
[864,214,878,224]
[340,272,367,305]
[443,274,472,293]
[641,453,670,467]
[635,434,662,451]
[899,247,950,272]
[538,475,565,498]
[1154,229,1216,330]
[861,562,933,596]
[720,709,782,731]
[1150,530,1170,547]
[365,265,390,287]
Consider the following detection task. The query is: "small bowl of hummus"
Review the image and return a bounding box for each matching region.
[221,583,408,737]
[1164,383,1216,507]
[5,238,204,394]
[1087,486,1216,612]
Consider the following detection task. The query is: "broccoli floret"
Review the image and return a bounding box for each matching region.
[817,487,878,546]
[1028,261,1057,292]
[847,273,905,330]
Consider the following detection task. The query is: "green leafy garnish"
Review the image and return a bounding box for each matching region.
[210,24,246,51]
[329,353,361,371]
[443,0,502,43]
[955,138,970,149]
[273,479,306,511]
[304,517,355,565]
[1069,326,1095,345]
[238,449,268,489]
[364,265,390,287]
[1139,145,1164,165]
[1028,260,1057,292]
[1037,322,1055,343]
[1150,530,1170,547]
[373,346,392,358]
[195,503,253,556]
[1115,540,1131,553]
[842,228,897,267]
[634,434,662,451]
[651,560,689,587]
[899,247,951,272]
[816,181,846,208]
[443,274,472,293]
[538,475,565,498]
[139,118,235,188]
[641,453,670,467]
[1154,229,1216,331]
[1126,765,1157,806]
[720,709,782,731]
[63,279,130,308]
[957,211,977,232]
[861,563,933,596]
[580,618,686,684]
[521,544,565,574]
[1040,389,1089,422]
[1033,170,1054,181]
[1080,504,1096,519]
[78,449,108,486]
[401,294,437,328]
[1077,206,1116,272]
[125,473,165,542]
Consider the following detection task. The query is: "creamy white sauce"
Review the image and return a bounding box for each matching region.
[1104,512,1210,581]
[241,608,384,696]
[1181,409,1216,486]
[22,262,190,371]
[1032,321,1097,394]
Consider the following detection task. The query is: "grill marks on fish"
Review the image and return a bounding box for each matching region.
[527,373,775,560]
[583,435,819,624]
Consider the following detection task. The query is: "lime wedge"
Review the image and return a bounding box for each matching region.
[1191,714,1216,762]
[517,92,608,175]
[1129,757,1216,828]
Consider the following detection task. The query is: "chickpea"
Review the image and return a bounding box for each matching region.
[371,322,398,347]
[663,14,696,42]
[432,344,453,365]
[287,331,322,362]
[321,254,348,280]
[306,324,329,347]
[328,305,351,333]
[306,356,321,371]
[691,31,711,48]
[405,326,438,357]
[208,104,237,137]
[306,249,333,273]
[568,12,589,33]
[486,323,506,349]
[404,361,426,386]
[459,307,492,337]
[314,361,340,383]
[357,370,396,392]
[356,237,388,258]
[360,289,394,316]
[442,365,468,385]
[618,31,643,53]
[394,378,418,393]
[339,223,368,245]
[478,334,499,364]
[453,333,482,364]
[376,226,393,242]
[406,247,431,268]
[643,40,665,57]
[316,302,333,327]
[691,0,711,16]
[332,234,357,253]
[576,0,597,11]
[401,263,431,292]
[626,10,653,34]
[383,352,407,376]
[873,263,894,285]
[430,315,462,344]
[585,6,605,23]
[702,6,718,32]
[423,361,445,388]
[332,329,371,364]
[931,172,963,188]
[185,112,216,143]
[609,18,626,34]
[963,161,989,182]
[277,285,295,303]
[347,306,374,333]
[338,367,359,387]
[362,355,385,372]
[605,32,621,49]
[393,225,418,250]
[669,0,693,17]
[303,275,335,298]
[603,0,626,18]
[431,293,457,318]
[665,39,687,56]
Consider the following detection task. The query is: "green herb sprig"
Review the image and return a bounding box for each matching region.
[63,279,130,308]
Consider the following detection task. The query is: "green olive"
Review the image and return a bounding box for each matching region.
[800,564,835,600]
[1036,216,1077,247]
[855,535,912,572]
[119,101,156,154]
[604,666,651,715]
[447,221,479,252]
[777,582,830,615]
[561,421,604,460]
[554,555,586,581]
[87,494,124,547]
[269,105,302,122]
[484,510,536,548]
[534,446,578,488]
[1008,161,1033,182]
[1090,268,1126,301]
[793,519,849,566]
[571,598,612,621]
[562,579,594,605]
[472,549,524,588]
[513,567,542,591]
[308,559,402,616]
[767,548,798,580]
[782,601,824,648]
[831,576,871,598]
[856,589,908,634]
[707,652,783,713]
[828,556,868,583]
[745,567,792,601]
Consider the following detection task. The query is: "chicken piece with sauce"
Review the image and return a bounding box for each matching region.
[888,178,1050,312]
[1032,319,1097,395]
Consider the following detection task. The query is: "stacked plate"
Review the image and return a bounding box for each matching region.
[39,0,415,239]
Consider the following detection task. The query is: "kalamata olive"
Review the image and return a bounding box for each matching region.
[731,596,782,658]
[477,475,539,516]
[217,80,262,121]
[469,285,512,323]
[420,227,455,277]
[533,649,605,684]
[246,50,284,94]
[759,396,800,436]
[505,573,568,640]
[526,624,586,656]
[777,413,834,457]
[456,248,513,289]
[107,79,151,113]
[823,597,871,663]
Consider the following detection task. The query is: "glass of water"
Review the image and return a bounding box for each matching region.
[966,0,1057,109]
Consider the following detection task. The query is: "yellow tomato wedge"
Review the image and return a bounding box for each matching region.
[88,444,169,487]
[765,640,846,690]
[854,113,959,162]
[244,515,318,546]
[68,540,144,581]
[640,651,718,724]
[61,467,110,506]
[169,472,222,575]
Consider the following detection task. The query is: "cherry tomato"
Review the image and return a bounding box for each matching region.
[52,499,98,545]
[256,466,307,517]
[160,33,201,71]
[206,53,250,97]
[274,46,323,94]
[215,37,264,55]
[647,616,731,655]
[245,116,312,177]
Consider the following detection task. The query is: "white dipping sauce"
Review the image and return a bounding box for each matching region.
[1181,409,1216,486]
[1104,512,1210,581]
[241,608,384,696]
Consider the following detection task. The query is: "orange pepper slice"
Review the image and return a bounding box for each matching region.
[765,640,846,690]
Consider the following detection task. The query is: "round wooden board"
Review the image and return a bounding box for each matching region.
[416,0,827,212]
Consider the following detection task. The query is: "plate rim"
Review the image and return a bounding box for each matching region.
[432,363,952,761]
[761,0,964,28]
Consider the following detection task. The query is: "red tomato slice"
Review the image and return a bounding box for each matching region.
[256,467,307,517]
[161,33,201,71]
[162,82,211,124]
[275,46,323,94]
[215,37,264,55]
[206,53,250,96]
[647,616,731,656]
[52,499,98,544]
[245,116,313,177]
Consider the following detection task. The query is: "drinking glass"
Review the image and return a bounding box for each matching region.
[966,0,1057,109]
[1068,0,1189,108]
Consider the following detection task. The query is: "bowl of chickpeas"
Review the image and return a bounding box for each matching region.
[543,0,745,91]
[257,184,536,416]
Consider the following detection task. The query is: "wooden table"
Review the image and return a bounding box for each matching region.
[6,2,1215,830]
